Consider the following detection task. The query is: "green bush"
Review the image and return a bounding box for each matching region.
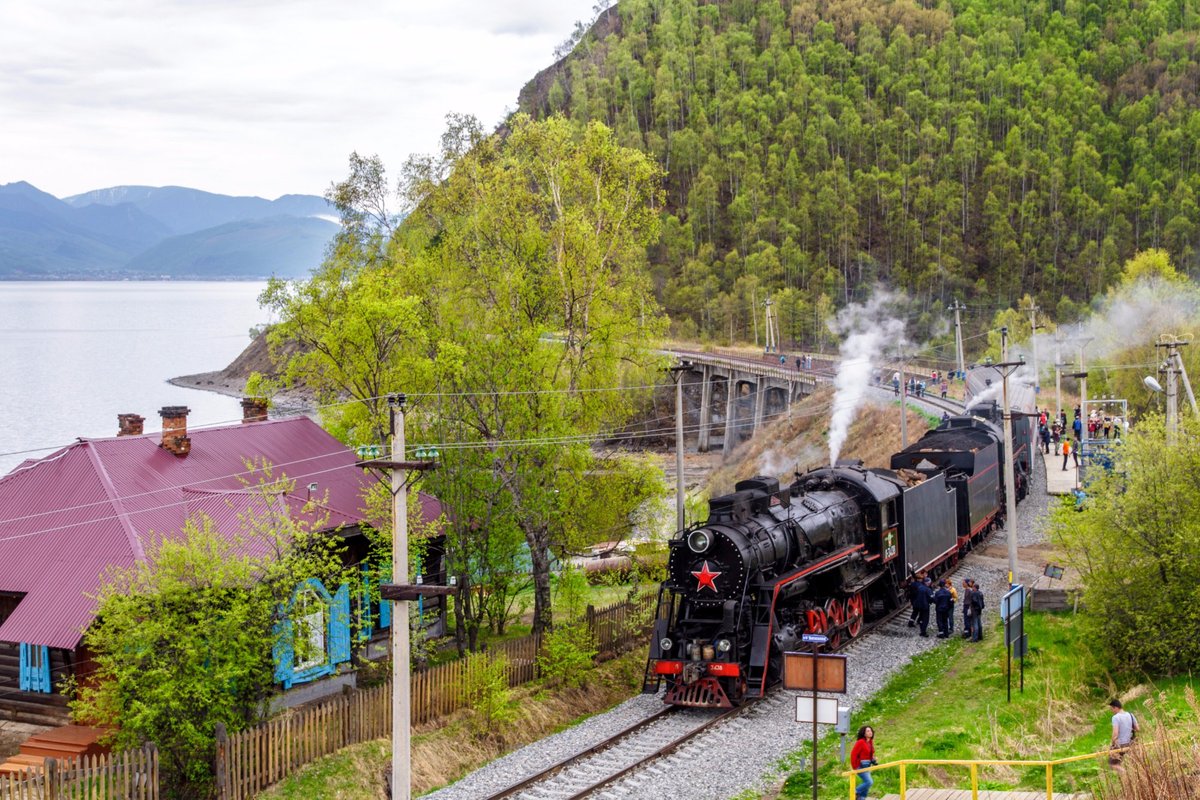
[538,623,598,689]
[462,652,517,737]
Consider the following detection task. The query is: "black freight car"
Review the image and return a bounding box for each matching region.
[890,416,1004,544]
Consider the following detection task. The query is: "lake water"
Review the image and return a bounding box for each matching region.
[0,282,270,475]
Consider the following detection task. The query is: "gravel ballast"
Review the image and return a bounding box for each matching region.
[426,437,1054,800]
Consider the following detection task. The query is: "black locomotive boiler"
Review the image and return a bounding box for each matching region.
[644,400,1034,708]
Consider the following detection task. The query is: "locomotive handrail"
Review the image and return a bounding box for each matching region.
[841,743,1145,799]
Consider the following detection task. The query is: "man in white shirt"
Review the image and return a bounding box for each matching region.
[1108,698,1138,768]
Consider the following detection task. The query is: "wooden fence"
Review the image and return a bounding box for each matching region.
[0,745,158,800]
[214,591,657,799]
[214,685,390,800]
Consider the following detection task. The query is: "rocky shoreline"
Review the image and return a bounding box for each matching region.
[169,328,316,416]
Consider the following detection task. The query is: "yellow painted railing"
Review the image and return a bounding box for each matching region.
[841,743,1137,799]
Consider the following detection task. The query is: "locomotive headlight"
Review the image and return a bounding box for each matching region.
[687,530,711,554]
[716,638,732,653]
[659,637,674,653]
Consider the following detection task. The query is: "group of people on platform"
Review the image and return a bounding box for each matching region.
[905,574,985,641]
[1033,406,1126,471]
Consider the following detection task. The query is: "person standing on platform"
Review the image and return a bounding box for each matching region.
[1062,438,1072,470]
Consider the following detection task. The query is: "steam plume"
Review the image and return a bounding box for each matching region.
[827,293,908,465]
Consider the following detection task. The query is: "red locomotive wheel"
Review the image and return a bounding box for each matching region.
[824,598,845,650]
[805,608,828,634]
[846,592,865,638]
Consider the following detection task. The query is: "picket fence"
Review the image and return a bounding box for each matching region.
[214,592,656,799]
[0,594,655,800]
[0,745,158,800]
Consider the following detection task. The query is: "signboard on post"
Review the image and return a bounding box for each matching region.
[1001,584,1025,621]
[795,697,839,724]
[782,652,848,692]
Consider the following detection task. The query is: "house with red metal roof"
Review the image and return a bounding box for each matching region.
[0,402,445,725]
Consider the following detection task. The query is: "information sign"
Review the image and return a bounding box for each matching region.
[801,633,828,645]
[795,696,839,725]
[1000,584,1025,622]
[782,652,848,692]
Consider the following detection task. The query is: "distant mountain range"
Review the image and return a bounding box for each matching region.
[0,182,339,279]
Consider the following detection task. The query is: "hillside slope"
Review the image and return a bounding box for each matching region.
[521,0,1200,340]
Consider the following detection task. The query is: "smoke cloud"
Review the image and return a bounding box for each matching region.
[1007,277,1200,385]
[827,292,908,465]
[965,364,1035,411]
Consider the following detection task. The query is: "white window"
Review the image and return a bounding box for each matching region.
[293,588,327,670]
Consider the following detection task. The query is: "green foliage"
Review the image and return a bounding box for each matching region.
[1052,414,1200,674]
[528,0,1200,342]
[553,566,592,620]
[538,622,598,689]
[70,471,353,800]
[462,652,518,737]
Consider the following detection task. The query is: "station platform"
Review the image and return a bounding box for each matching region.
[882,791,1089,799]
[1040,448,1079,496]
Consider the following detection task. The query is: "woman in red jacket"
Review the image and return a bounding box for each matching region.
[850,725,876,799]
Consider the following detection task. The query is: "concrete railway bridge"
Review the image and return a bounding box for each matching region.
[665,350,831,452]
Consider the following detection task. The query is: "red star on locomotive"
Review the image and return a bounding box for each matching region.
[691,561,722,592]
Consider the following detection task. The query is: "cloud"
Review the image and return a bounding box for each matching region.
[0,0,599,199]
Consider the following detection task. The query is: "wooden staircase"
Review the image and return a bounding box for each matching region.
[0,725,110,775]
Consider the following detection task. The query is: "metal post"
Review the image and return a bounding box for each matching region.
[672,365,687,533]
[1027,303,1040,398]
[970,763,979,800]
[1001,328,1018,590]
[952,301,966,381]
[1166,348,1179,444]
[1054,332,1063,425]
[1079,344,1088,452]
[1045,763,1054,800]
[1175,347,1198,417]
[390,394,411,800]
[899,359,908,449]
[811,641,819,800]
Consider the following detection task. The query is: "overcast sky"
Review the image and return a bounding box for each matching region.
[0,0,599,200]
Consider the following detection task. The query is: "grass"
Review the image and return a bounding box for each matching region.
[772,611,1199,799]
[257,648,650,799]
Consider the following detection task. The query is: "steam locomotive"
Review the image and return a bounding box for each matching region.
[643,379,1035,708]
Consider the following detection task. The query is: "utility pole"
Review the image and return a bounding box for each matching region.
[1160,335,1198,419]
[950,300,967,381]
[390,395,411,800]
[1026,302,1041,399]
[1078,341,1089,450]
[899,356,909,449]
[670,364,689,532]
[1054,330,1063,424]
[1156,336,1186,443]
[763,297,776,355]
[370,395,449,800]
[997,327,1023,590]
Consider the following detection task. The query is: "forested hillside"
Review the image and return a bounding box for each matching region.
[521,0,1200,341]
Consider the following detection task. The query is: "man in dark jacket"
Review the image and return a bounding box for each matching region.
[933,580,952,638]
[967,582,985,641]
[912,578,933,637]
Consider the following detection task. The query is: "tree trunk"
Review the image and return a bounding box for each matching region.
[526,530,555,636]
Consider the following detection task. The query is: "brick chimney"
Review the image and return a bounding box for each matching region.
[240,397,269,424]
[117,413,145,437]
[159,406,191,457]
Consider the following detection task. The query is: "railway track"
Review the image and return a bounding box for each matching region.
[483,704,747,800]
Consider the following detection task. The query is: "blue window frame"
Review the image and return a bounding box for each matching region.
[19,643,51,693]
[272,578,352,689]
